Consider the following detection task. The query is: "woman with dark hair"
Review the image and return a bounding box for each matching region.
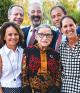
[26,24,61,93]
[58,15,80,93]
[0,22,26,93]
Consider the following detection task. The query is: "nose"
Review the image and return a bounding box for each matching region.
[67,26,71,31]
[17,13,23,18]
[12,34,16,38]
[43,35,47,39]
[55,16,59,21]
[34,11,39,16]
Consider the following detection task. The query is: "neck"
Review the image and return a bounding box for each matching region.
[68,36,78,48]
[6,45,17,51]
[38,45,47,51]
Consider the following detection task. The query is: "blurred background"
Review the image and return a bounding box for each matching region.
[0,0,80,26]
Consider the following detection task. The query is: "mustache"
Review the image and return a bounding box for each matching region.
[31,16,41,20]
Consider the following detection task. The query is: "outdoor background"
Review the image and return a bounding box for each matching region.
[0,0,80,26]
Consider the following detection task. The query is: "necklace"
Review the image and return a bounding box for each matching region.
[8,52,19,81]
[4,49,19,81]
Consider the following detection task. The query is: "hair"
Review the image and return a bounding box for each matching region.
[36,24,54,34]
[0,22,24,47]
[8,4,24,16]
[28,2,43,13]
[50,5,67,15]
[60,15,77,28]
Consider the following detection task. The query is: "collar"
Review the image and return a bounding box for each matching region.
[34,43,50,52]
[29,26,34,32]
[3,44,20,55]
[51,26,59,32]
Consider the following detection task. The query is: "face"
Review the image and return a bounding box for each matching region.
[51,7,65,28]
[8,6,24,26]
[61,17,77,39]
[35,27,53,48]
[28,4,43,27]
[4,26,19,49]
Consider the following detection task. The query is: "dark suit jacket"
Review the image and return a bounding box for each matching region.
[22,26,31,48]
[77,26,80,34]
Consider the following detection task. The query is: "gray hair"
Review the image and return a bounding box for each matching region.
[8,4,24,16]
[36,24,54,34]
[28,2,43,13]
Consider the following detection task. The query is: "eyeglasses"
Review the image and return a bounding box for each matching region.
[37,33,53,38]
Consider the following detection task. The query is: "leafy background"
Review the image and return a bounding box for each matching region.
[0,0,80,26]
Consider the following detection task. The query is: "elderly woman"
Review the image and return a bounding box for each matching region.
[26,24,61,93]
[58,15,80,93]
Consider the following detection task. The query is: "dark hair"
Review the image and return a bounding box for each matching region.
[8,4,24,16]
[50,5,67,15]
[60,15,77,28]
[0,22,24,47]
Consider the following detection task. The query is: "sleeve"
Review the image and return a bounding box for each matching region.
[0,55,3,93]
[22,48,32,93]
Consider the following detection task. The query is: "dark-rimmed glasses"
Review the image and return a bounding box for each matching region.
[37,33,53,38]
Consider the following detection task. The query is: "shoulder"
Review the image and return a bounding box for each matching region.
[22,25,31,32]
[0,46,5,55]
[77,26,80,34]
[59,41,67,48]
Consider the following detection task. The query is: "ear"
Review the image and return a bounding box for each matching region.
[8,14,10,20]
[4,36,5,41]
[35,32,38,41]
[61,28,65,35]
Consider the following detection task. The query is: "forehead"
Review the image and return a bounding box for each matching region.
[51,7,64,15]
[5,26,17,33]
[38,27,52,33]
[29,4,42,12]
[62,17,75,25]
[11,6,24,13]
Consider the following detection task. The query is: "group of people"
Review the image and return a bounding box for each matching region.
[0,2,80,93]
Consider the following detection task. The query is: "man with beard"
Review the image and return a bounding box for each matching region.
[22,2,43,47]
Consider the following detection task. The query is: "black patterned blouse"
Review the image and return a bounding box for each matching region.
[26,44,61,93]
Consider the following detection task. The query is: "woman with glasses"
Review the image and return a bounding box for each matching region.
[26,24,61,93]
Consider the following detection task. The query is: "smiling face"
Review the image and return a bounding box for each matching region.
[51,7,65,28]
[4,26,19,50]
[61,17,77,39]
[28,3,43,27]
[8,6,24,26]
[35,27,53,48]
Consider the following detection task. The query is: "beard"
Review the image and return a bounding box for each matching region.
[31,15,42,27]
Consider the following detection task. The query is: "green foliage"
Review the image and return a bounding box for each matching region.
[0,0,14,26]
[60,0,80,25]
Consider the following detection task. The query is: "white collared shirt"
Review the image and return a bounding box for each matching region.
[0,44,23,88]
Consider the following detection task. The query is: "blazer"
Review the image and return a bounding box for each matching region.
[22,26,31,48]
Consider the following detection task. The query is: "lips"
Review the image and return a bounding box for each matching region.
[15,19,23,24]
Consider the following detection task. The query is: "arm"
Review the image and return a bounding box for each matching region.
[0,87,3,93]
[0,55,3,93]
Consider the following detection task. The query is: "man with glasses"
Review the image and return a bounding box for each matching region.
[8,5,24,27]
